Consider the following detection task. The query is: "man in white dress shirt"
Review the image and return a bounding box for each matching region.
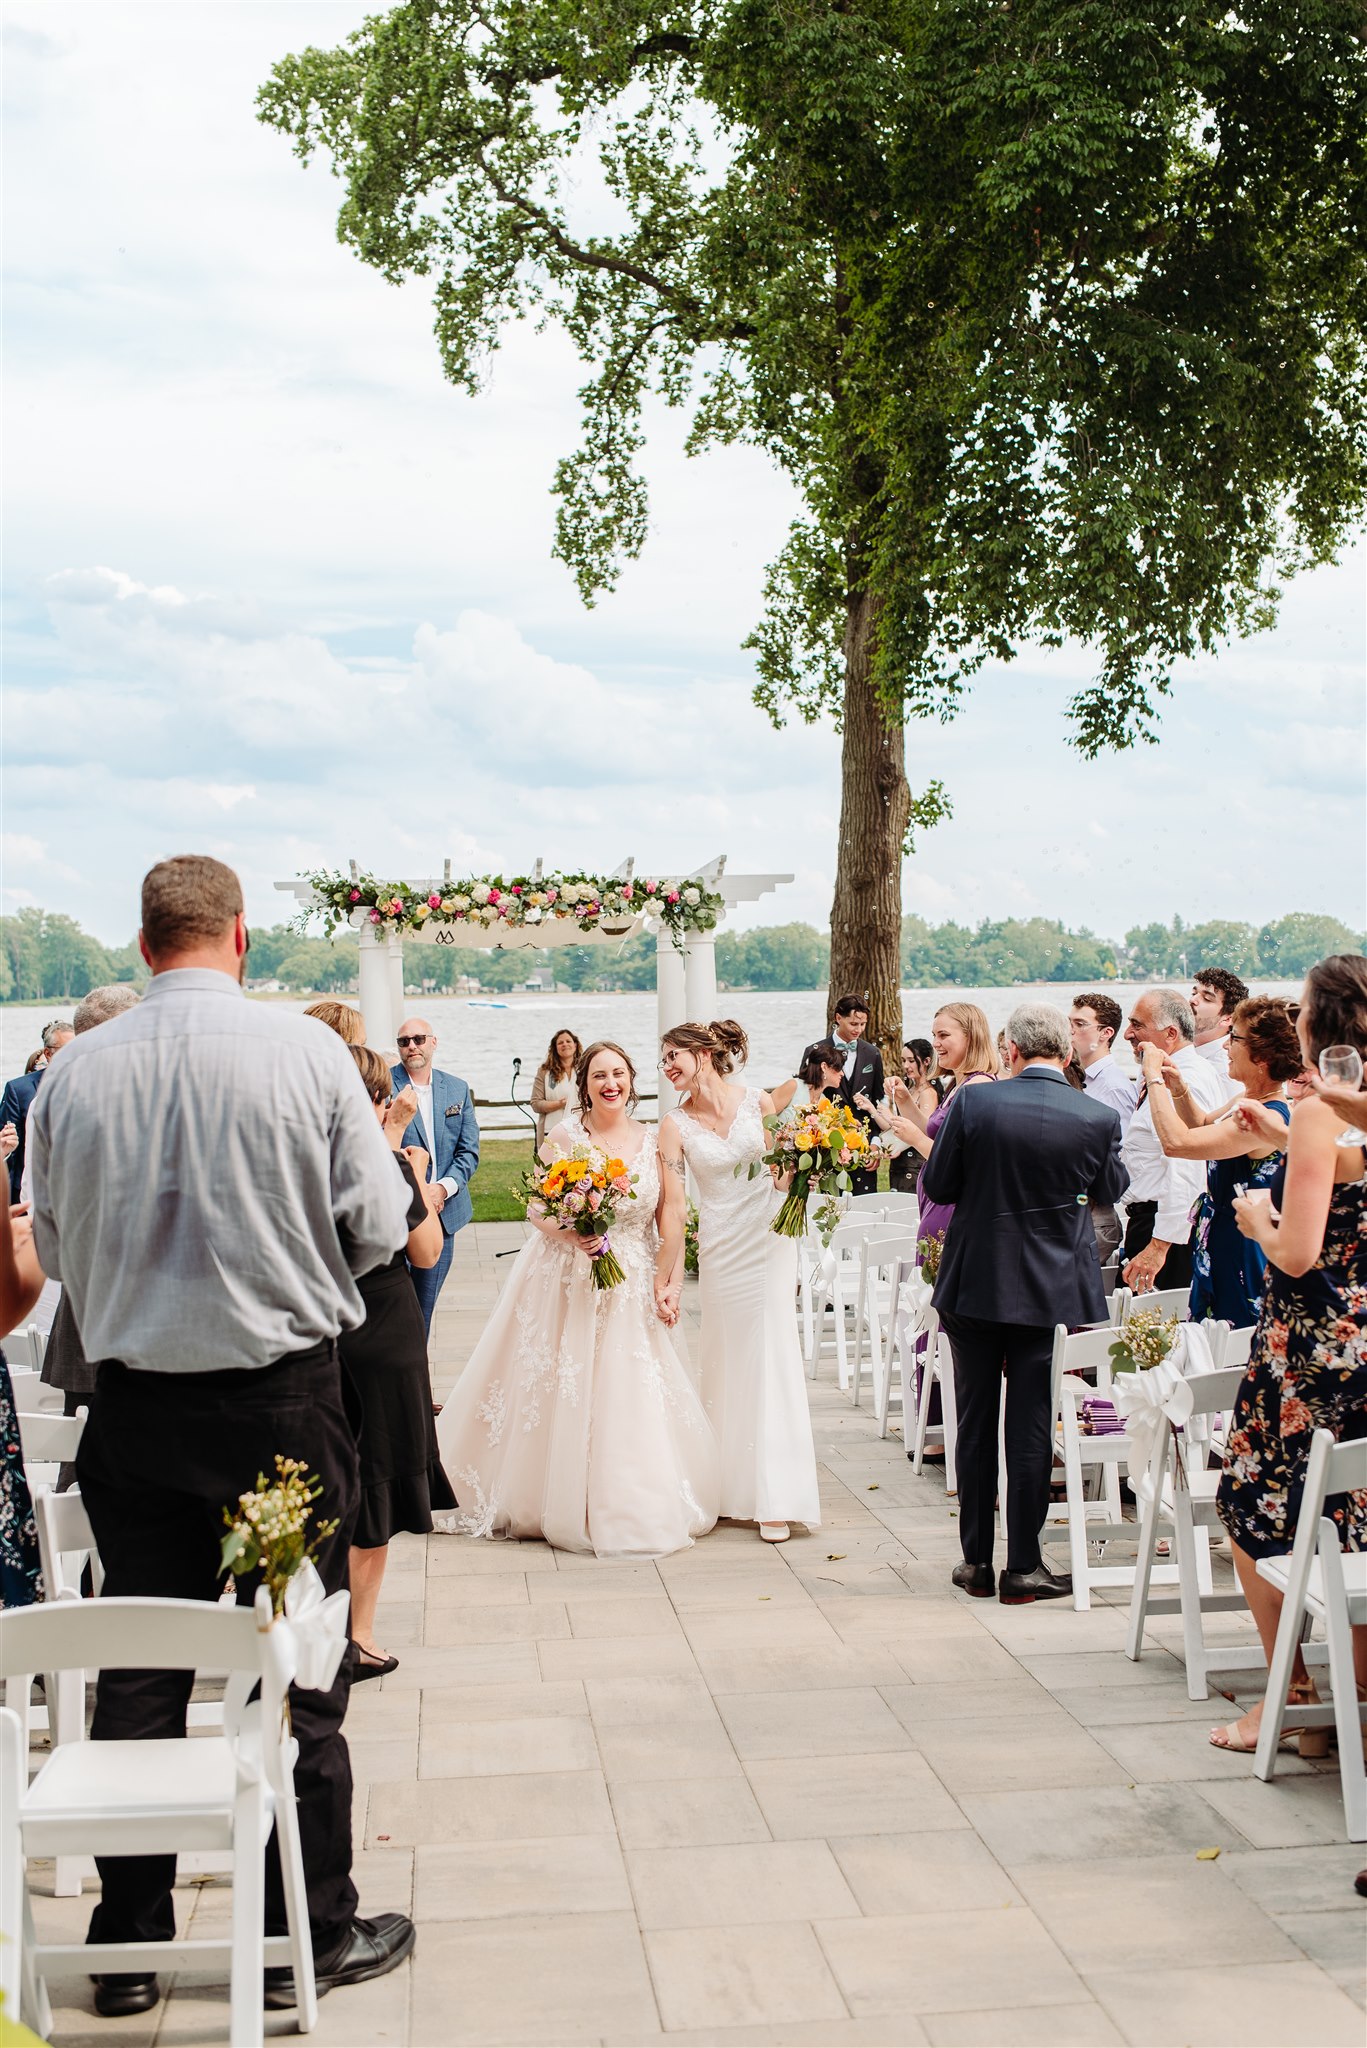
[1070,991,1139,1135]
[1120,988,1227,1293]
[1191,968,1249,1095]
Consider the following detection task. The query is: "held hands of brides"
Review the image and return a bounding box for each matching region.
[654,1278,681,1326]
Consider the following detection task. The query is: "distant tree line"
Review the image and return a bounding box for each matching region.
[3,908,1361,1005]
[0,909,146,1002]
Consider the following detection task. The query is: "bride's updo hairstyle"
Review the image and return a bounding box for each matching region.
[575,1040,639,1116]
[662,1019,750,1077]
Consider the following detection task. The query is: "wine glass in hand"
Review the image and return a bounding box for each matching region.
[1318,1045,1365,1149]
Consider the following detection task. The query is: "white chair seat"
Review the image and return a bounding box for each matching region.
[1257,1550,1367,1620]
[23,1734,248,1851]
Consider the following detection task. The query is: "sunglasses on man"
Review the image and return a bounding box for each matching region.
[397,1034,429,1048]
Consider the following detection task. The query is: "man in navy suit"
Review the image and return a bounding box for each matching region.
[390,1018,479,1335]
[920,1002,1129,1605]
[1,1019,75,1201]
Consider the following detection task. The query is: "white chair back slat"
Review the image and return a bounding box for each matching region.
[1212,1322,1255,1372]
[849,1226,922,1409]
[15,1410,85,1470]
[1254,1431,1367,1840]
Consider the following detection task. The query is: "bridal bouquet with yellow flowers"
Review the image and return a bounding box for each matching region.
[740,1097,881,1245]
[522,1141,637,1288]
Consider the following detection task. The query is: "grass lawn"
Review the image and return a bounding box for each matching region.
[469,1134,894,1223]
[471,1137,535,1222]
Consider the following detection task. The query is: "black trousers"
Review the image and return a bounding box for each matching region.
[939,1313,1054,1574]
[1123,1201,1194,1289]
[74,1342,360,1955]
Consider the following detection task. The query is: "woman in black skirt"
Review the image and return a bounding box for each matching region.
[342,1043,457,1678]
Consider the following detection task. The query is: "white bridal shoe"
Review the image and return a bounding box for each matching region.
[760,1522,790,1543]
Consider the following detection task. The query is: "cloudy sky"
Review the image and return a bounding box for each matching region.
[5,2,1364,949]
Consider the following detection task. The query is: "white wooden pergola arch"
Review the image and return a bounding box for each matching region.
[275,857,794,1088]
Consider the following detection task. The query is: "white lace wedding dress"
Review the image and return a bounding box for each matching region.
[669,1086,822,1527]
[435,1117,719,1557]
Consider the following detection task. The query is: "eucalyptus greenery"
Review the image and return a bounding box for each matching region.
[260,1,1367,1043]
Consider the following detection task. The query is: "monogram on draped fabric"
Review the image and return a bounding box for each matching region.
[435,1113,719,1557]
[670,1085,822,1528]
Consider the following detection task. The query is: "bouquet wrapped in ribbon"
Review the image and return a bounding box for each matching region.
[1107,1307,1180,1376]
[220,1456,340,1618]
[740,1097,882,1245]
[523,1140,637,1288]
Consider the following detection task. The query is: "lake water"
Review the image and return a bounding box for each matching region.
[3,981,1303,1134]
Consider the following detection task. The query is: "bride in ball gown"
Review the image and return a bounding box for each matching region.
[656,1020,821,1543]
[435,1041,719,1558]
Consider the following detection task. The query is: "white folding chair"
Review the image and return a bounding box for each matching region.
[15,1408,85,1501]
[876,1191,921,1217]
[1120,1286,1192,1322]
[910,1307,957,1492]
[1044,1325,1174,1611]
[5,1367,61,1416]
[0,1590,327,2044]
[803,1215,882,1386]
[1254,1430,1367,1842]
[849,1225,920,1410]
[1125,1364,1260,1698]
[12,1327,50,1375]
[875,1257,930,1443]
[31,1491,106,1896]
[31,1489,234,1896]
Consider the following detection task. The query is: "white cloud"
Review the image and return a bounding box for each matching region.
[2,2,1363,950]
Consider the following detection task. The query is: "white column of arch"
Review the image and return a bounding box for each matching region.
[682,929,718,1028]
[654,931,687,1118]
[356,923,394,1049]
[386,933,406,1044]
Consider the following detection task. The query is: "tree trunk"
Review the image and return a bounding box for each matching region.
[827,585,909,1057]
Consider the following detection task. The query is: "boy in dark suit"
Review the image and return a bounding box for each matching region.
[920,1002,1128,1604]
[821,995,885,1194]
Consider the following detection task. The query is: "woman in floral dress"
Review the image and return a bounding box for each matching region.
[0,1199,45,1606]
[1211,956,1367,1754]
[1143,996,1302,1327]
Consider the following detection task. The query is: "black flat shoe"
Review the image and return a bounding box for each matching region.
[92,1973,159,2017]
[998,1564,1073,1605]
[350,1643,399,1682]
[951,1562,995,1597]
[264,1913,416,2009]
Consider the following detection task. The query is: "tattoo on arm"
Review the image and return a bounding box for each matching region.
[666,1155,686,1181]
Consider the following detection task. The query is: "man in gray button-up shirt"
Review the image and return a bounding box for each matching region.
[27,855,416,2016]
[31,970,407,1373]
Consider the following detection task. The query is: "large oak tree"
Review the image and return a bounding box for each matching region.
[262,0,1366,1045]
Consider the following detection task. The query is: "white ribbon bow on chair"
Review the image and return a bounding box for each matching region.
[282,1560,351,1691]
[1111,1322,1218,1504]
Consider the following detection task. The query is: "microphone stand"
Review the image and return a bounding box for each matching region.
[496,1056,537,1257]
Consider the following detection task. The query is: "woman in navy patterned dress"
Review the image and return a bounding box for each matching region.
[1210,958,1367,1754]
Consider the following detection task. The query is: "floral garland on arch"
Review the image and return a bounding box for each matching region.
[299,868,724,950]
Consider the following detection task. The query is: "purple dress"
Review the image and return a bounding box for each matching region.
[917,1075,995,1252]
[911,1076,994,1425]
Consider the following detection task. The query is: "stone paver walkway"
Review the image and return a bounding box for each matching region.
[33,1223,1367,2045]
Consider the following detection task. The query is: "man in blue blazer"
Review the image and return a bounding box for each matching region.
[390,1017,480,1335]
[2,1020,75,1201]
[920,1002,1129,1606]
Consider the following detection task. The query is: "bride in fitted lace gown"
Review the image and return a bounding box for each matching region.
[435,1042,719,1558]
[657,1021,821,1541]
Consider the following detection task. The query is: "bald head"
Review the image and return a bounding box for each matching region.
[397,1016,436,1080]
